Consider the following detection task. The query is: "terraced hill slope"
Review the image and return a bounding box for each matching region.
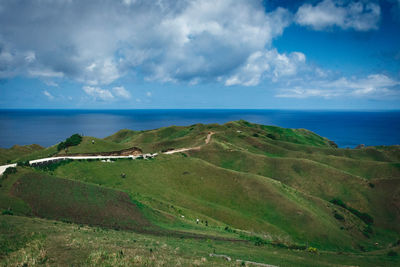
[1,121,399,266]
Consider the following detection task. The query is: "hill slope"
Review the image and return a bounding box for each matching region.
[1,121,399,266]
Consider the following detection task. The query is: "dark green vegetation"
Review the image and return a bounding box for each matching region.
[1,120,399,266]
[57,133,83,151]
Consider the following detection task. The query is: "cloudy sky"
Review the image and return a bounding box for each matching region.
[0,0,399,109]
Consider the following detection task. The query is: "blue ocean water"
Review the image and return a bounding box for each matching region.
[0,109,399,148]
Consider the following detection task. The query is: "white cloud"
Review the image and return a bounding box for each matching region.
[0,0,292,86]
[276,74,400,99]
[29,69,64,78]
[82,86,114,101]
[44,80,59,87]
[81,58,121,85]
[146,92,152,97]
[225,49,306,86]
[112,86,131,99]
[295,0,380,31]
[43,90,54,100]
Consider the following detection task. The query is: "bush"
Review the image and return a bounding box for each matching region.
[334,213,345,221]
[2,209,13,215]
[2,167,17,178]
[254,237,267,246]
[33,159,73,172]
[348,207,374,225]
[57,134,82,151]
[387,250,398,257]
[330,198,373,225]
[363,225,373,238]
[17,161,30,167]
[307,247,318,253]
[224,226,236,233]
[330,198,347,209]
[328,140,338,148]
[252,133,259,137]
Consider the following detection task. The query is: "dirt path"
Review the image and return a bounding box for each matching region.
[162,132,214,155]
[205,131,214,144]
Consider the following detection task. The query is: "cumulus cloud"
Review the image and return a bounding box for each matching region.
[276,74,400,98]
[112,86,131,99]
[295,0,380,31]
[82,86,114,101]
[225,49,306,86]
[0,0,293,86]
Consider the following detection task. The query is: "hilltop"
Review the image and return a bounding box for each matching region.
[0,120,399,266]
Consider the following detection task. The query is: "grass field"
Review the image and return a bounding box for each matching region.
[1,215,399,267]
[0,121,399,266]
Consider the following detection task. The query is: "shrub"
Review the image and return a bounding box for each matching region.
[2,167,17,178]
[224,226,237,233]
[307,247,318,253]
[348,207,374,225]
[330,198,373,225]
[17,161,29,167]
[57,134,82,151]
[330,198,347,209]
[254,237,266,246]
[2,209,13,215]
[252,133,259,137]
[363,225,373,238]
[33,159,73,172]
[328,140,338,148]
[387,250,398,257]
[266,133,276,140]
[334,213,345,221]
[4,167,17,175]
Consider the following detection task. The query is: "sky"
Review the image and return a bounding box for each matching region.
[0,0,399,110]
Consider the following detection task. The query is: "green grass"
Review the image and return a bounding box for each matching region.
[0,144,44,164]
[1,120,399,266]
[2,168,151,231]
[57,136,130,155]
[52,155,380,251]
[1,215,399,267]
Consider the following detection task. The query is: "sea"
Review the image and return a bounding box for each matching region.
[0,109,399,148]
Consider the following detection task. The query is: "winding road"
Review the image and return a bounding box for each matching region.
[163,131,214,154]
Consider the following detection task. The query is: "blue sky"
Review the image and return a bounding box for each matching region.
[0,0,399,110]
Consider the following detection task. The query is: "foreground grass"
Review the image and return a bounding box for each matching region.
[1,215,399,267]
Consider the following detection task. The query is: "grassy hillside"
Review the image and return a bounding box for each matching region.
[0,168,150,229]
[52,156,368,250]
[2,215,399,267]
[1,121,399,266]
[0,144,44,164]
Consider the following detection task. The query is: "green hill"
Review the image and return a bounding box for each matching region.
[1,121,399,266]
[0,144,44,164]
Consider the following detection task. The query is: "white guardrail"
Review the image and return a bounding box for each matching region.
[0,153,158,175]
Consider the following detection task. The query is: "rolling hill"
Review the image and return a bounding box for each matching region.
[0,121,399,266]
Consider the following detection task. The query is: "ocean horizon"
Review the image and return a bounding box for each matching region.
[1,109,399,149]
